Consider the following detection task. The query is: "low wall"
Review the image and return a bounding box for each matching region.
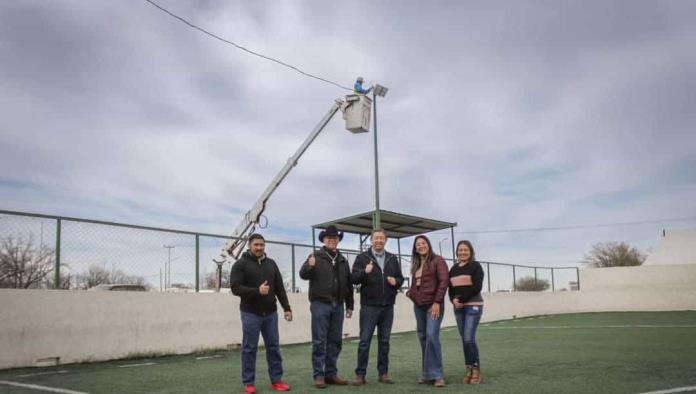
[2,264,695,370]
[579,264,696,291]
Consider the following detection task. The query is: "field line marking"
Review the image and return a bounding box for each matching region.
[118,362,156,368]
[635,385,696,394]
[0,380,89,394]
[481,324,696,329]
[195,355,222,360]
[17,370,69,378]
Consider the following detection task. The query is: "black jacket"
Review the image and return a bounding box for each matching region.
[299,247,354,310]
[229,250,291,316]
[351,249,404,306]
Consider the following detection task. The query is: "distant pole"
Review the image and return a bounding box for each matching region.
[54,219,61,289]
[438,237,449,257]
[163,245,175,289]
[372,90,381,229]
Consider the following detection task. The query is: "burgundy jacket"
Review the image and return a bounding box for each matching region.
[407,255,450,306]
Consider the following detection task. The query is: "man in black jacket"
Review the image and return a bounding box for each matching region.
[351,229,404,385]
[299,225,354,388]
[230,233,292,394]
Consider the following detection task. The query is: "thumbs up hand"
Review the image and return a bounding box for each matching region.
[308,253,316,267]
[365,261,374,274]
[259,280,270,295]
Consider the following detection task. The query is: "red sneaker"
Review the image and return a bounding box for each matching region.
[270,381,291,391]
[243,384,257,394]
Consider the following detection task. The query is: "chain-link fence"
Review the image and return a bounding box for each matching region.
[0,209,580,292]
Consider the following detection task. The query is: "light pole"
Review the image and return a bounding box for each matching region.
[438,237,449,258]
[372,84,389,229]
[163,245,175,289]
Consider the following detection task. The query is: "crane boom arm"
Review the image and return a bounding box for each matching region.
[222,98,344,261]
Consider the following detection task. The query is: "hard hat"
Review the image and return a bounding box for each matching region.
[356,76,364,82]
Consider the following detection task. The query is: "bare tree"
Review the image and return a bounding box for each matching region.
[0,235,55,289]
[582,242,645,268]
[514,276,550,291]
[204,268,230,290]
[75,264,148,289]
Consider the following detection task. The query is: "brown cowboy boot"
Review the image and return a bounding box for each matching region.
[314,377,327,389]
[470,366,481,384]
[463,365,473,384]
[325,376,348,385]
[378,373,395,384]
[352,375,366,386]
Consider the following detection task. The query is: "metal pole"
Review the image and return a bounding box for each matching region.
[450,227,456,264]
[534,267,538,286]
[551,268,555,292]
[486,262,491,293]
[312,227,316,251]
[576,267,581,290]
[164,245,175,289]
[195,235,200,293]
[512,265,517,291]
[372,92,381,229]
[397,238,402,264]
[291,244,296,293]
[54,219,61,289]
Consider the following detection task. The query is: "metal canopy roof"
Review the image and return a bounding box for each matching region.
[312,209,457,239]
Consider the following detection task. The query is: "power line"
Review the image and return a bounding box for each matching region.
[436,216,696,235]
[144,0,352,91]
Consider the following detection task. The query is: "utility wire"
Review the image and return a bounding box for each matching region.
[435,216,696,235]
[145,0,352,91]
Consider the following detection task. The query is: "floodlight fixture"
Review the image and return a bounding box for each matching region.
[374,84,389,97]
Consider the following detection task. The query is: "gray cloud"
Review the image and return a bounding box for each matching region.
[1,0,695,266]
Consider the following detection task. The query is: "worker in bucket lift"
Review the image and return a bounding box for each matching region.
[354,76,373,95]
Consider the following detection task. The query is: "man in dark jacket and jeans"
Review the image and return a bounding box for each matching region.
[351,229,404,385]
[300,225,354,388]
[230,233,292,394]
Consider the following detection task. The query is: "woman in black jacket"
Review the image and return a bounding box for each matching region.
[448,240,484,384]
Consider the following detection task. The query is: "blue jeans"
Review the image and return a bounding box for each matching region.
[454,305,483,366]
[241,311,283,385]
[413,304,444,380]
[355,305,394,377]
[310,301,345,379]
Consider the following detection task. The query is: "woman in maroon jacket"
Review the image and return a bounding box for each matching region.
[406,235,450,387]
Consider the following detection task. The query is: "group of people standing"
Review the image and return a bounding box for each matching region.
[229,227,484,393]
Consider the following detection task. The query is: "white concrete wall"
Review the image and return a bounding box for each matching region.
[644,228,696,266]
[1,264,695,370]
[580,263,696,291]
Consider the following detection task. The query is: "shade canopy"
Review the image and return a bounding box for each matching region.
[312,209,456,239]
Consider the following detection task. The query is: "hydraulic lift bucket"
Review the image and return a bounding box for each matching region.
[343,94,372,133]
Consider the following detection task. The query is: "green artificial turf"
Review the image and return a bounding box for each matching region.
[1,312,695,394]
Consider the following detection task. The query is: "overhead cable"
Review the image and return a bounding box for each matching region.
[145,0,352,91]
[437,216,696,235]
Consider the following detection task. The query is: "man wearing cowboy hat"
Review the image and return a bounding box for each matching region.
[300,225,354,389]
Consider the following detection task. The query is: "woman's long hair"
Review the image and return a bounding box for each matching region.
[411,235,436,276]
[456,240,476,264]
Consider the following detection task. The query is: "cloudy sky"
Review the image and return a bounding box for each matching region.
[1,0,695,268]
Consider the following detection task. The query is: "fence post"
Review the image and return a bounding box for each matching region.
[291,244,296,293]
[512,265,516,291]
[551,268,555,292]
[54,219,61,289]
[576,267,581,290]
[486,262,491,293]
[195,234,200,293]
